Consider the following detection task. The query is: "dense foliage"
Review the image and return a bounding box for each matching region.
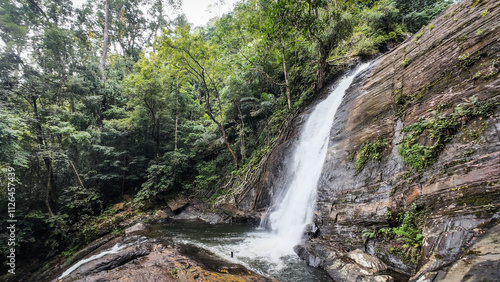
[0,0,452,275]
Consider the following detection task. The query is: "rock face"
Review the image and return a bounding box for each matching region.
[236,0,500,281]
[433,220,500,281]
[294,241,393,281]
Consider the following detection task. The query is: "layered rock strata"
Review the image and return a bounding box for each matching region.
[309,0,500,280]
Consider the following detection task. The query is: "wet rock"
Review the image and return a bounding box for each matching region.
[125,222,148,235]
[413,221,500,281]
[295,241,390,281]
[57,240,275,282]
[200,213,224,224]
[207,0,500,280]
[68,244,152,277]
[153,210,168,221]
[294,240,342,268]
[304,223,320,238]
[294,244,324,267]
[66,234,116,268]
[295,0,500,279]
[359,275,395,282]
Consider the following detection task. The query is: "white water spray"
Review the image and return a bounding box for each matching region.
[57,243,127,280]
[57,238,145,280]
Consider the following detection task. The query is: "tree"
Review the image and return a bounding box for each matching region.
[100,0,110,81]
[159,26,239,167]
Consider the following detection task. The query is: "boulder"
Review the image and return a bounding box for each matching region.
[347,249,388,273]
[166,196,189,214]
[153,210,168,221]
[113,202,125,211]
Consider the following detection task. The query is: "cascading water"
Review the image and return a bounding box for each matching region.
[264,62,372,252]
[161,62,373,279]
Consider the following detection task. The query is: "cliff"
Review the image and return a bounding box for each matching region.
[244,0,500,280]
[316,0,499,280]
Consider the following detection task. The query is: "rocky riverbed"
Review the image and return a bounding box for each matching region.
[50,222,274,282]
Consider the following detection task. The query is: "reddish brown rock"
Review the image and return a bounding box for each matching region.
[166,196,190,213]
[113,202,125,211]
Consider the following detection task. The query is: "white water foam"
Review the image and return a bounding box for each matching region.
[58,63,371,280]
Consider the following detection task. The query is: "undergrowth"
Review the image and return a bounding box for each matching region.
[355,137,389,173]
[363,203,424,264]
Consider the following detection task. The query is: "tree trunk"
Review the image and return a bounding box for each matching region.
[281,39,291,109]
[220,120,238,168]
[174,79,179,151]
[45,164,54,217]
[69,160,85,189]
[237,105,245,161]
[205,109,238,168]
[100,0,110,82]
[215,94,238,168]
[33,96,56,216]
[316,51,328,91]
[155,118,160,163]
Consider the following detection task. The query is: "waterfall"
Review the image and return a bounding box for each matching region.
[56,63,372,282]
[265,62,371,253]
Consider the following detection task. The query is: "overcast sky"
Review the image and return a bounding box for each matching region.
[182,0,239,26]
[73,0,239,27]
